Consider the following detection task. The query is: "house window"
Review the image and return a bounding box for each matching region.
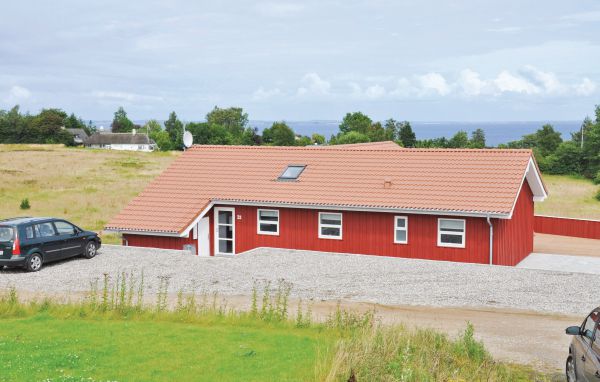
[438,218,466,248]
[319,212,342,239]
[394,216,408,244]
[257,209,279,235]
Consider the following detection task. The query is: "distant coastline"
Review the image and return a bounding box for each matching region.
[91,119,582,146]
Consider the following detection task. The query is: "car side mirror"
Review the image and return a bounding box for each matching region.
[566,326,581,335]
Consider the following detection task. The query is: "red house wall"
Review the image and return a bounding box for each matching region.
[123,233,195,250]
[534,215,600,239]
[209,205,491,263]
[492,182,534,266]
[122,181,536,266]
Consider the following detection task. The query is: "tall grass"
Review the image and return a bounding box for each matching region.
[0,276,553,382]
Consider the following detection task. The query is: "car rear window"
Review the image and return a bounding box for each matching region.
[0,226,14,242]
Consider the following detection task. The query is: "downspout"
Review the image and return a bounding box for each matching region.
[486,215,493,265]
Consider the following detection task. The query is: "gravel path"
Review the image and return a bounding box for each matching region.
[1,245,598,316]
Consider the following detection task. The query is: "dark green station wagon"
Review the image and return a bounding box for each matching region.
[0,217,101,272]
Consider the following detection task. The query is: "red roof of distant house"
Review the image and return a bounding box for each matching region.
[106,142,547,235]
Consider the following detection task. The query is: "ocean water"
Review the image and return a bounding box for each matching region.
[93,120,583,147]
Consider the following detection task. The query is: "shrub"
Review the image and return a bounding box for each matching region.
[596,189,600,201]
[20,198,30,210]
[594,171,600,185]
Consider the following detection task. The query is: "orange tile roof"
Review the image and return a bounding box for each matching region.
[106,145,541,235]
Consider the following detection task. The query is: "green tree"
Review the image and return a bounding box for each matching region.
[164,111,183,149]
[32,109,74,145]
[384,119,398,141]
[398,121,416,147]
[206,106,248,139]
[535,124,563,157]
[296,136,312,146]
[448,130,469,148]
[339,112,372,135]
[545,141,583,175]
[581,108,600,177]
[186,122,233,145]
[367,121,387,142]
[311,133,325,145]
[240,127,262,146]
[111,107,134,133]
[333,131,370,144]
[262,121,296,146]
[469,128,486,148]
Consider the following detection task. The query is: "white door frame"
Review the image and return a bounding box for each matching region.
[214,207,235,256]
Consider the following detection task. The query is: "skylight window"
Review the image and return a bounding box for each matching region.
[278,165,306,181]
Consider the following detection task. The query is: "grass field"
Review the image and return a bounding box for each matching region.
[1,144,598,249]
[0,280,553,382]
[0,145,178,244]
[535,174,600,219]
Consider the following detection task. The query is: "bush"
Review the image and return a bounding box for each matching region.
[20,198,30,210]
[594,171,600,185]
[596,189,600,201]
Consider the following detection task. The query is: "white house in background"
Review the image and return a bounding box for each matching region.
[85,130,157,152]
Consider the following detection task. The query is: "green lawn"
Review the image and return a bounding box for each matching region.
[0,314,333,382]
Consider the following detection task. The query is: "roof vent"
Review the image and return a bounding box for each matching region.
[278,165,306,181]
[384,177,393,189]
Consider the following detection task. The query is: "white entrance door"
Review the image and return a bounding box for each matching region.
[197,217,210,257]
[214,207,235,255]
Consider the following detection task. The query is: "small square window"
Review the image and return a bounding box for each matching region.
[278,165,306,180]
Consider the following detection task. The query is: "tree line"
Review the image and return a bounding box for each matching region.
[1,104,599,185]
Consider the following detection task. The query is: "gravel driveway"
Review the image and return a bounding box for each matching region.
[1,245,598,316]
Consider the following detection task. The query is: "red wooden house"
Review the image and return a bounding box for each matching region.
[106,142,547,266]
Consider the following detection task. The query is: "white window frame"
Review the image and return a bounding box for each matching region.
[437,218,466,248]
[214,207,235,256]
[257,209,279,236]
[394,216,408,244]
[318,212,342,240]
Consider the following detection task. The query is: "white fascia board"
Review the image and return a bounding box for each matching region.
[507,157,548,219]
[179,202,215,237]
[103,229,180,237]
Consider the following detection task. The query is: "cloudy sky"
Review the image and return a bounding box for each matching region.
[1,1,600,121]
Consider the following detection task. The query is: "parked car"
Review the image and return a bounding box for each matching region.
[566,307,600,381]
[0,217,101,272]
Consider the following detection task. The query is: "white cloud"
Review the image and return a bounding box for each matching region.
[486,26,522,33]
[297,72,330,96]
[91,91,163,102]
[389,78,413,97]
[520,66,565,94]
[457,69,488,96]
[252,86,283,101]
[255,2,304,17]
[4,85,31,104]
[365,84,386,99]
[561,11,600,23]
[493,71,539,94]
[575,78,597,96]
[418,72,450,96]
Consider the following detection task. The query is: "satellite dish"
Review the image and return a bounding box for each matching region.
[183,131,194,148]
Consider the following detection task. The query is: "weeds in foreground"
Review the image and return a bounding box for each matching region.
[0,277,553,382]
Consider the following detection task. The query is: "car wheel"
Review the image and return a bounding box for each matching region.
[26,254,43,272]
[83,241,97,259]
[566,356,577,382]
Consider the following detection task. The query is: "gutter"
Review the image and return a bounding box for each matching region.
[486,215,493,265]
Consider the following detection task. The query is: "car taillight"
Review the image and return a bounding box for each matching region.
[12,231,21,256]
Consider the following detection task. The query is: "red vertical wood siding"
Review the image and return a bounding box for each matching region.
[123,233,195,250]
[492,182,534,266]
[211,204,491,263]
[534,215,600,239]
[122,183,537,266]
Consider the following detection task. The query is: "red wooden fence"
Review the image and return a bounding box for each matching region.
[534,215,600,240]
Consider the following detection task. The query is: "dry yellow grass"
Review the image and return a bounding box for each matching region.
[0,144,178,243]
[535,174,600,220]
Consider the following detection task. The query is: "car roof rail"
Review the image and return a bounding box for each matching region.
[0,216,33,223]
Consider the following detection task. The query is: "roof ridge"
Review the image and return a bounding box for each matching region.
[188,145,532,153]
